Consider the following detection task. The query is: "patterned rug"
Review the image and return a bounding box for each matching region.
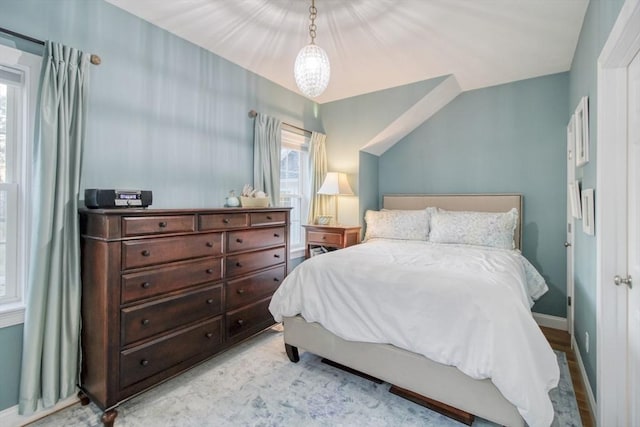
[31,325,581,426]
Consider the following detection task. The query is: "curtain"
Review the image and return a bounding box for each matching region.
[19,41,90,415]
[253,113,282,207]
[307,132,330,224]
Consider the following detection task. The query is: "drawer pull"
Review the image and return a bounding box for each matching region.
[223,219,230,224]
[322,236,327,240]
[141,282,150,289]
[237,289,245,295]
[205,332,214,339]
[206,241,214,248]
[274,233,280,238]
[266,215,272,220]
[141,319,150,326]
[206,268,214,274]
[236,238,243,243]
[141,249,151,257]
[237,319,245,326]
[273,277,280,282]
[158,221,167,228]
[235,262,242,267]
[140,359,149,367]
[274,254,281,258]
[206,298,214,304]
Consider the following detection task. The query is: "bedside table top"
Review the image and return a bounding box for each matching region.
[303,224,362,231]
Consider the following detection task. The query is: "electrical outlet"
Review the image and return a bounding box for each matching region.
[585,331,589,353]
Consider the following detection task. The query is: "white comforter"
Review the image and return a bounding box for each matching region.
[269,239,560,427]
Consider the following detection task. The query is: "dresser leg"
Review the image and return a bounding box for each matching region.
[285,344,299,362]
[101,409,118,427]
[77,390,90,406]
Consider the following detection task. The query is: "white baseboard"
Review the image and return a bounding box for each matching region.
[533,312,568,331]
[0,395,79,427]
[572,334,597,422]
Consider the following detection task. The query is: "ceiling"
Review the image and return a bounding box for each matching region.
[106,0,589,104]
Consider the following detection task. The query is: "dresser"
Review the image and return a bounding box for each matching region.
[78,207,291,426]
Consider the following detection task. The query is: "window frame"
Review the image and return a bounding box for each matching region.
[280,128,310,259]
[0,44,41,327]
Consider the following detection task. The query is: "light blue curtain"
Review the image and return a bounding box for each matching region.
[19,41,90,414]
[253,113,282,207]
[307,132,330,224]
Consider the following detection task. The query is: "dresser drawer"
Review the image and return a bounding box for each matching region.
[226,265,285,310]
[307,230,342,245]
[225,247,285,278]
[121,284,223,346]
[121,257,222,304]
[123,233,222,269]
[250,211,286,226]
[226,297,274,340]
[227,227,285,253]
[120,317,223,389]
[122,215,195,237]
[199,213,248,230]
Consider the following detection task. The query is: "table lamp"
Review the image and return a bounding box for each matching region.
[317,172,354,225]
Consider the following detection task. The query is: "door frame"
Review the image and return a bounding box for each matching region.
[566,118,576,339]
[597,0,640,424]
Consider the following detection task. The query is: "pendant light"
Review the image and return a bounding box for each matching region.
[294,0,330,98]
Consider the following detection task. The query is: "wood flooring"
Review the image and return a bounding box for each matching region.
[541,326,594,427]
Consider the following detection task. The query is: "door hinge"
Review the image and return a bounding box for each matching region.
[568,296,572,306]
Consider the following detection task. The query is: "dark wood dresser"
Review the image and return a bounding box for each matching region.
[78,207,291,426]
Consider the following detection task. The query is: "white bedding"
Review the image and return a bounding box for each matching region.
[269,239,560,427]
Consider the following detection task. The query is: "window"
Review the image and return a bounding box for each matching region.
[0,44,40,325]
[280,129,309,257]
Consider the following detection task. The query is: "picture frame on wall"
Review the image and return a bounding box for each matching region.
[575,96,589,167]
[567,114,575,163]
[569,180,582,219]
[581,188,595,235]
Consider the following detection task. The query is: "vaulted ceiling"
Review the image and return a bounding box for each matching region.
[106,0,588,104]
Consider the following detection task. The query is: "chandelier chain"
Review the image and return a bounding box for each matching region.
[308,0,317,43]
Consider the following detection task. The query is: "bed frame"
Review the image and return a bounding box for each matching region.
[282,194,525,427]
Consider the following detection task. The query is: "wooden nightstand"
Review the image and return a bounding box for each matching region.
[303,224,362,258]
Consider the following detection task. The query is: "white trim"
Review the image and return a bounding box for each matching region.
[289,247,305,260]
[596,0,640,425]
[572,334,597,422]
[533,313,567,331]
[0,394,79,427]
[0,305,24,328]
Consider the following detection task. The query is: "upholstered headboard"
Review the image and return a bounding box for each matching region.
[382,194,523,250]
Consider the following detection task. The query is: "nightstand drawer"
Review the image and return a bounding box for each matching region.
[227,227,285,252]
[122,233,222,269]
[122,215,195,236]
[307,231,342,245]
[121,284,223,346]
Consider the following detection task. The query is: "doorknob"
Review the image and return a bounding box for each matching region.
[564,242,571,247]
[614,275,632,289]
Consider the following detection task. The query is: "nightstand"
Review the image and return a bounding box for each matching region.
[303,224,362,259]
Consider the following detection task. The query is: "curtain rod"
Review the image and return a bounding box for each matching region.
[248,109,312,136]
[0,26,102,65]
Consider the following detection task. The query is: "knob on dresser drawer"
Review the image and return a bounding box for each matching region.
[140,359,149,367]
[237,289,245,294]
[141,319,150,326]
[141,249,150,257]
[237,319,245,326]
[206,241,214,248]
[158,221,167,228]
[206,268,214,274]
[141,282,150,289]
[205,332,214,338]
[206,298,214,304]
[236,238,243,243]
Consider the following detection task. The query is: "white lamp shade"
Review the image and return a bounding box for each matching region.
[317,172,353,196]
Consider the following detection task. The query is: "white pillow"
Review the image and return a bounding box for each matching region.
[364,209,431,241]
[429,208,518,249]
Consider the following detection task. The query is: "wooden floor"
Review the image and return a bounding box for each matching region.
[541,327,594,427]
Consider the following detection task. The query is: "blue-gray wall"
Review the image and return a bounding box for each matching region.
[379,73,569,318]
[568,0,625,398]
[0,0,320,411]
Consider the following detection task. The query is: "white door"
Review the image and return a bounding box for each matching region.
[566,118,576,339]
[626,49,640,427]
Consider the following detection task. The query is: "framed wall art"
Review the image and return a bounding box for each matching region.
[569,180,582,219]
[581,188,594,235]
[575,96,589,167]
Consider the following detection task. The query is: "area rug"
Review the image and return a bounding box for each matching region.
[31,325,581,426]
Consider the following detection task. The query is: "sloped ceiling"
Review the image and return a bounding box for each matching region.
[105,0,588,104]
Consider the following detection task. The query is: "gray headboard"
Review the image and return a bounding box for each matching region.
[382,194,523,250]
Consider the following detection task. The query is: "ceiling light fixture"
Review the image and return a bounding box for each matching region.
[294,0,330,98]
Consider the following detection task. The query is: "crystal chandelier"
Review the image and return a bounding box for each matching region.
[294,0,330,98]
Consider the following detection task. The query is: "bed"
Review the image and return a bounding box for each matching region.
[269,194,559,427]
